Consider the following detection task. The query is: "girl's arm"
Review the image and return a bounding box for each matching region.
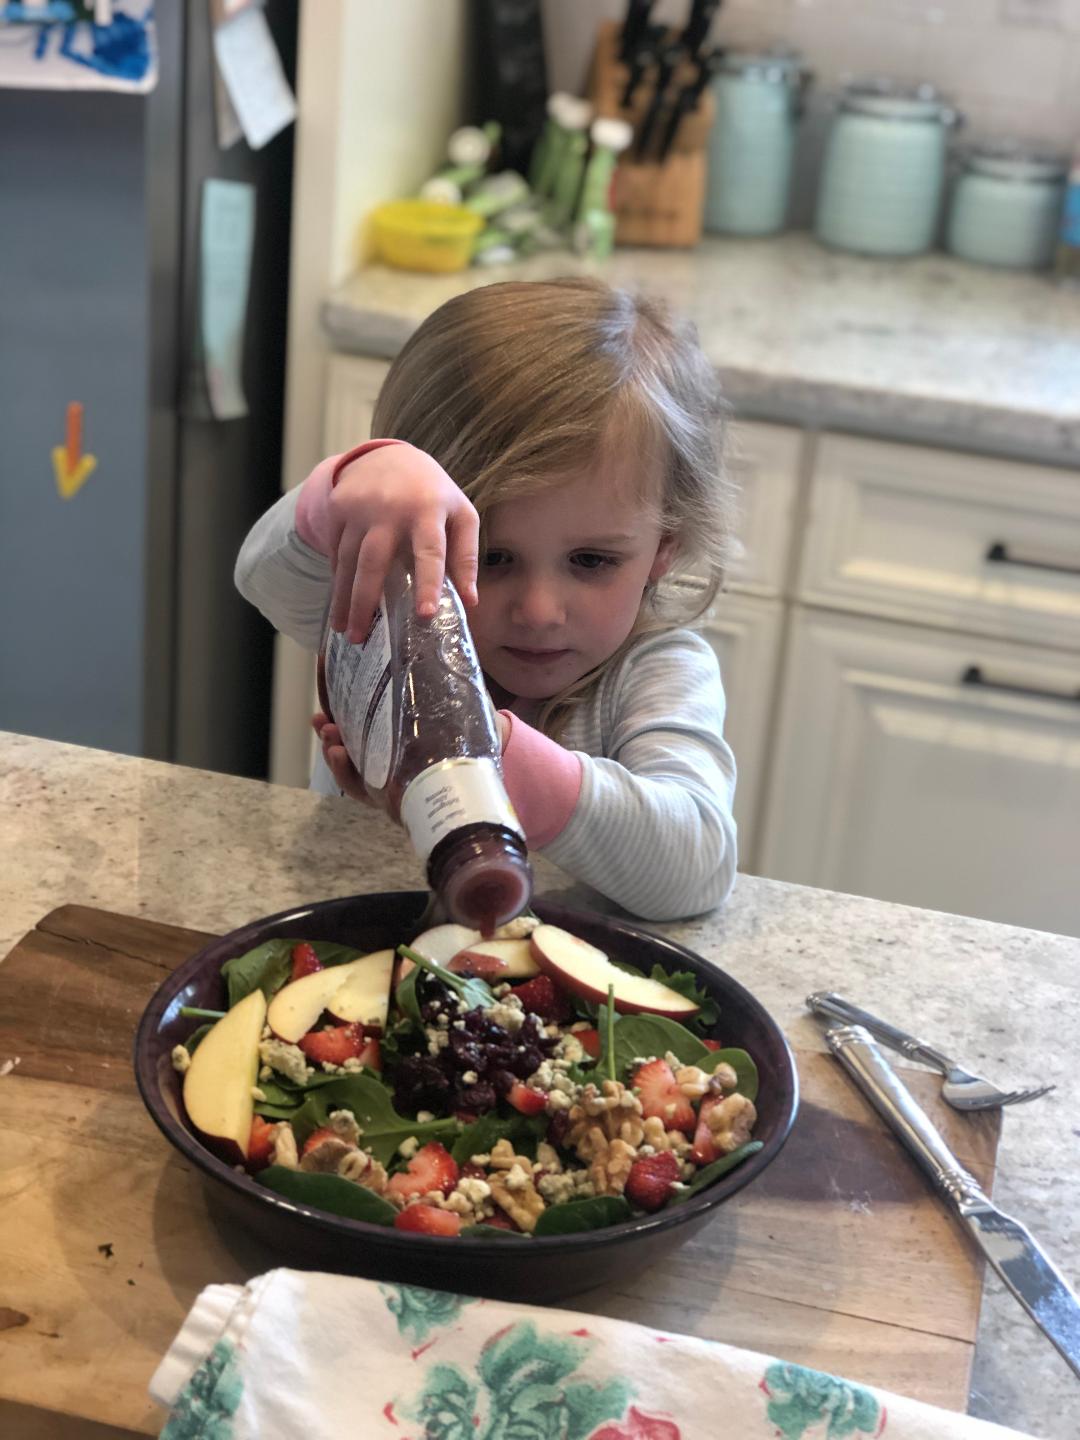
[499,631,737,922]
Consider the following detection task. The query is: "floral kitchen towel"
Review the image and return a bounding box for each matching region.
[150,1269,1032,1440]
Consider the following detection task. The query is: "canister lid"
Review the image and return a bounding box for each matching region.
[839,77,952,122]
[961,138,1067,183]
[720,48,806,84]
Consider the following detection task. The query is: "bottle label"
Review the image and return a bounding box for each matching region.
[323,607,393,790]
[1063,168,1080,248]
[400,758,524,862]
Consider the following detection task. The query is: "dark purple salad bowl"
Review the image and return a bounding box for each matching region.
[133,890,798,1302]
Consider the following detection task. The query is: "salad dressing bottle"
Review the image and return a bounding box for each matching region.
[318,561,532,935]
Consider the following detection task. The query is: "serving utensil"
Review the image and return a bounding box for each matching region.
[826,1023,1080,1379]
[807,991,1054,1111]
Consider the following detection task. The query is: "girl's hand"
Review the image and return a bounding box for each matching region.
[325,444,480,643]
[312,712,370,804]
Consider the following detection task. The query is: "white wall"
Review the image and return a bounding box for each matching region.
[542,0,1080,151]
[272,0,468,786]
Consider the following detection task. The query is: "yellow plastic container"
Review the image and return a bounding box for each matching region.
[372,199,484,273]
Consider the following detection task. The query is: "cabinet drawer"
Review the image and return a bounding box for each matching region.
[759,606,1080,935]
[726,421,803,597]
[324,354,392,454]
[800,434,1080,650]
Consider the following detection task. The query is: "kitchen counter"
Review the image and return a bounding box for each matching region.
[322,233,1080,465]
[2,729,1079,1437]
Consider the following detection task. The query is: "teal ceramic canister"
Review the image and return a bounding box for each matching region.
[815,80,960,257]
[946,141,1066,270]
[705,50,810,236]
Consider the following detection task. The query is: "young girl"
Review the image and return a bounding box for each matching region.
[236,277,739,922]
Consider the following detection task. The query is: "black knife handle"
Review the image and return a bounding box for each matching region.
[682,0,721,60]
[635,43,683,159]
[619,0,655,62]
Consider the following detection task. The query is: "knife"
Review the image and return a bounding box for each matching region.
[619,0,655,63]
[656,47,722,161]
[634,41,683,160]
[679,0,722,63]
[826,1024,1080,1379]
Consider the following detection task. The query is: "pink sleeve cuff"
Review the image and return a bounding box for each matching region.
[499,711,583,850]
[294,439,404,555]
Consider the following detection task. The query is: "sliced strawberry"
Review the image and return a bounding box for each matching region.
[386,1142,459,1203]
[575,1028,601,1059]
[625,1150,681,1212]
[510,974,573,1023]
[393,1204,462,1237]
[300,1125,341,1157]
[507,1081,547,1116]
[247,1115,276,1170]
[478,1210,519,1232]
[633,1058,696,1135]
[691,1094,724,1166]
[290,942,323,982]
[298,1021,367,1067]
[357,1036,381,1072]
[701,1038,722,1052]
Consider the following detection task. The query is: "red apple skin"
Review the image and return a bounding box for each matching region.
[528,928,699,1021]
[448,951,509,981]
[196,1132,247,1167]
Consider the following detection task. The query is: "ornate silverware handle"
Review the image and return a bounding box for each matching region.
[807,991,954,1072]
[825,1025,987,1207]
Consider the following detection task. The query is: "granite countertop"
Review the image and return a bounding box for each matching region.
[322,233,1080,465]
[3,730,1079,1437]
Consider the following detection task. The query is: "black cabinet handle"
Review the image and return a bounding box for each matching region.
[961,664,1080,705]
[985,541,1080,577]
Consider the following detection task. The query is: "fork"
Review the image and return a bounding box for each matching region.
[806,991,1055,1111]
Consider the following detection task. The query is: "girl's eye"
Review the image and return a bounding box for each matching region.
[481,549,513,569]
[570,551,619,572]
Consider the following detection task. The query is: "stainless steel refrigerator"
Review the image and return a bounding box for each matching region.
[0,0,297,778]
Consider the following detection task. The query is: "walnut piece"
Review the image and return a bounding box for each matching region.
[705,1093,757,1152]
[338,1149,388,1194]
[566,1081,645,1154]
[589,1137,637,1197]
[489,1171,545,1232]
[300,1135,357,1174]
[675,1064,710,1099]
[489,1137,534,1172]
[710,1061,738,1093]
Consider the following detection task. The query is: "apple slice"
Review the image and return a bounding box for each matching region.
[325,948,395,1029]
[529,925,700,1020]
[267,951,393,1043]
[397,923,484,984]
[450,938,540,980]
[183,988,266,1164]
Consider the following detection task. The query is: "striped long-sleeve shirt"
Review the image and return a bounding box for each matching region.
[235,484,738,922]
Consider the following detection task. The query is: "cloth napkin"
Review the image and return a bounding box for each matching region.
[150,1268,1033,1440]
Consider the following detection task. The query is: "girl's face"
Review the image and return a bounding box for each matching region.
[470,457,676,703]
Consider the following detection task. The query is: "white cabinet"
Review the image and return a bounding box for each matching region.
[726,421,803,597]
[799,434,1080,651]
[324,355,391,454]
[759,607,1080,935]
[697,592,784,872]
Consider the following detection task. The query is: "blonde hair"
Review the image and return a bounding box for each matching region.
[372,277,737,734]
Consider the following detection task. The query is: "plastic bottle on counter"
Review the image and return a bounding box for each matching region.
[317,562,533,935]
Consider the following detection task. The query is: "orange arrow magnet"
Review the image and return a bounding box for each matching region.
[52,402,97,500]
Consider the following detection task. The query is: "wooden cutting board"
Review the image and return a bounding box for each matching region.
[0,906,1001,1439]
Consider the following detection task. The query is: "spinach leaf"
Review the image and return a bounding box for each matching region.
[285,1073,460,1163]
[394,965,424,1029]
[611,1014,711,1078]
[649,967,719,1032]
[451,1113,548,1167]
[708,1047,759,1102]
[184,1022,215,1055]
[671,1141,763,1203]
[258,1166,397,1225]
[533,1196,632,1236]
[253,1068,366,1122]
[220,939,294,1007]
[309,941,364,969]
[397,945,494,1014]
[460,1224,530,1241]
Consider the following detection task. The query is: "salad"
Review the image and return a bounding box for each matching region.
[173,917,761,1239]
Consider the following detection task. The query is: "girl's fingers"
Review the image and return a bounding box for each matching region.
[348,525,394,642]
[324,743,366,801]
[411,517,448,618]
[329,532,361,633]
[447,503,481,607]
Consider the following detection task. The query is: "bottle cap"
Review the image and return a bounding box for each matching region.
[558,95,593,131]
[590,117,633,152]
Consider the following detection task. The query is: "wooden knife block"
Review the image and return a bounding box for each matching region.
[588,19,714,248]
